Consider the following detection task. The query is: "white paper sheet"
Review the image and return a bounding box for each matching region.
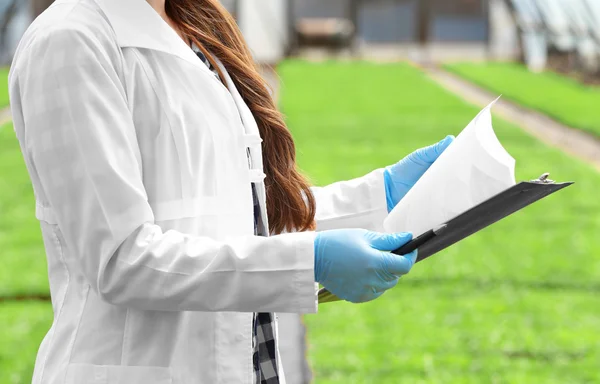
[383,98,516,237]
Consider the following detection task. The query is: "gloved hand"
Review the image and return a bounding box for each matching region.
[384,135,455,212]
[314,229,417,303]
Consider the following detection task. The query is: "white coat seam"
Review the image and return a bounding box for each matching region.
[65,285,90,369]
[130,49,175,133]
[38,224,70,384]
[214,316,219,384]
[50,228,89,380]
[120,308,130,365]
[114,258,194,277]
[130,48,191,200]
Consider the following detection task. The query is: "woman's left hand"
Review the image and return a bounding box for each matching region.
[384,135,455,212]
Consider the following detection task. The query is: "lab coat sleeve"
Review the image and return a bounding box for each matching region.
[311,169,389,232]
[13,25,317,313]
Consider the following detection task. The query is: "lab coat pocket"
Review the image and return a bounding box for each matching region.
[65,363,173,384]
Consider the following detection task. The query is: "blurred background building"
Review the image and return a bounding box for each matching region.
[0,0,542,66]
[4,0,600,77]
[291,0,515,62]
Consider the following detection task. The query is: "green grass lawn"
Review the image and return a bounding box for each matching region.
[280,61,600,383]
[0,67,10,108]
[0,122,52,384]
[444,62,600,137]
[0,123,49,298]
[0,302,53,384]
[1,61,600,383]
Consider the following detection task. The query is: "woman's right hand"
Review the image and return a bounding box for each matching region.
[314,229,417,303]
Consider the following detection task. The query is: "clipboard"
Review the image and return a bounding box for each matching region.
[318,173,574,304]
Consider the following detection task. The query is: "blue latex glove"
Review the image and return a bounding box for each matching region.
[314,229,417,303]
[384,135,455,212]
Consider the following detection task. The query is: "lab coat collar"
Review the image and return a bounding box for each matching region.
[95,0,205,70]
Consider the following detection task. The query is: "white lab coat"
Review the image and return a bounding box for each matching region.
[8,0,388,383]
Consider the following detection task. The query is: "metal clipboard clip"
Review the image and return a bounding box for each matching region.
[530,172,555,184]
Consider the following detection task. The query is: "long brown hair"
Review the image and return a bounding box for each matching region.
[165,0,316,234]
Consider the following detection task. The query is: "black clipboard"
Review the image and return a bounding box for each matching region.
[318,173,574,304]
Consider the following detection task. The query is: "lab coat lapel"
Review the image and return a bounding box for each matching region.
[215,59,271,236]
[95,0,206,71]
[96,0,270,234]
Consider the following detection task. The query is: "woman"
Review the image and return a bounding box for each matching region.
[8,0,453,383]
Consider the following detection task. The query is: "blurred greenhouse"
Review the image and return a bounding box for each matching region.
[4,0,600,75]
